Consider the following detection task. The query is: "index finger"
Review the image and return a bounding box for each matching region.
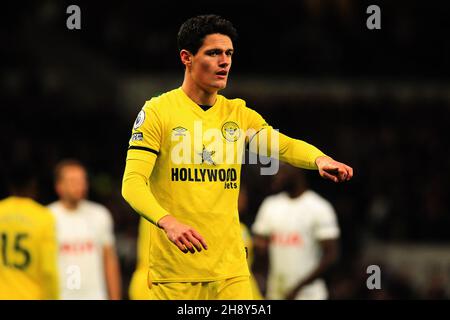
[337,166,348,181]
[346,166,354,180]
[174,239,188,253]
[339,165,353,181]
[321,170,339,183]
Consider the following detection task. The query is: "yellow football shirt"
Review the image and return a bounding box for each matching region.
[123,87,325,282]
[0,197,59,300]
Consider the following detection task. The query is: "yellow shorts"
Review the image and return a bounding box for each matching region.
[148,276,253,300]
[129,269,151,300]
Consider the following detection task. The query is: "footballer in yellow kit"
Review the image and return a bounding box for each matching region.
[0,197,59,300]
[122,15,353,300]
[127,88,273,282]
[123,87,328,297]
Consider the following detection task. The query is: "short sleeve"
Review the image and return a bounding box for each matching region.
[313,201,340,240]
[128,100,163,154]
[251,198,274,236]
[98,206,115,247]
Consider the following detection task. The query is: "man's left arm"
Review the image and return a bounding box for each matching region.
[285,239,339,300]
[100,208,122,300]
[245,104,353,182]
[255,129,353,183]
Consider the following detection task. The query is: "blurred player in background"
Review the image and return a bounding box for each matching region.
[122,14,352,299]
[238,184,263,300]
[252,163,340,300]
[128,217,151,299]
[0,163,59,300]
[48,159,122,300]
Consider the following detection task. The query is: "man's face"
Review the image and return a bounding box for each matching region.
[56,165,88,203]
[271,163,300,193]
[188,33,234,93]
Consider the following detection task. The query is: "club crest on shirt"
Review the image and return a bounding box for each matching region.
[133,110,145,129]
[221,121,240,142]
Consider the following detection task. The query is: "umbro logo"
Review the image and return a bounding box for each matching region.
[172,126,188,136]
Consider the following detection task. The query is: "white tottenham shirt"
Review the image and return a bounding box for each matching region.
[252,190,340,300]
[48,200,115,300]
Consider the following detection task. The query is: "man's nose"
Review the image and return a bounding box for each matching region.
[218,54,230,67]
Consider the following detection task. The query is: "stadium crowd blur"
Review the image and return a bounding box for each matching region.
[1,1,449,299]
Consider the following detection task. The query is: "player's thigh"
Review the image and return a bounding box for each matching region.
[215,276,253,300]
[148,282,210,300]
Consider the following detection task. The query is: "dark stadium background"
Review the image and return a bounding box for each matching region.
[1,0,449,299]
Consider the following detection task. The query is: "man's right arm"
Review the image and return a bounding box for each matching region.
[121,149,170,225]
[121,149,207,253]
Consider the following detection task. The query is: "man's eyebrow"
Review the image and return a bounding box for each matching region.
[205,48,234,52]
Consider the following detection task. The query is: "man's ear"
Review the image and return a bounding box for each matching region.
[55,182,63,198]
[180,49,193,67]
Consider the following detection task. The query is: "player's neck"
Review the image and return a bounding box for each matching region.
[287,186,306,199]
[181,79,217,106]
[11,189,35,199]
[60,199,81,211]
[10,184,37,199]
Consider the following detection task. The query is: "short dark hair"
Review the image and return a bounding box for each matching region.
[177,14,238,55]
[5,161,36,193]
[54,159,86,183]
